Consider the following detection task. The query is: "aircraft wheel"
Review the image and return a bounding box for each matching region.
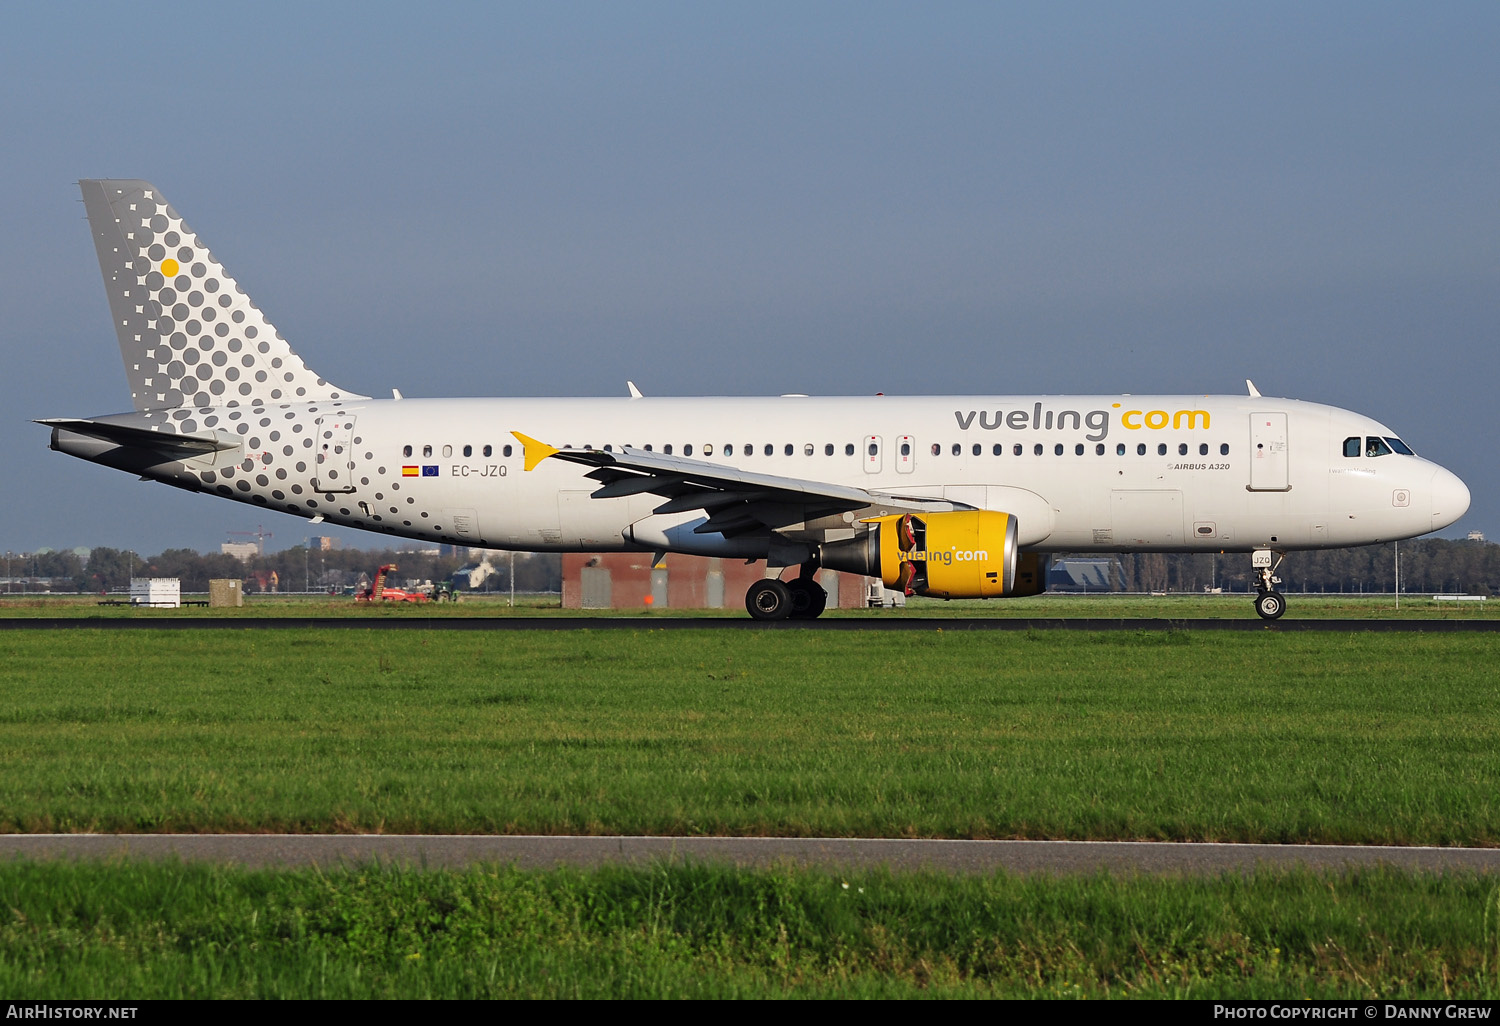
[786,578,828,619]
[1254,590,1286,620]
[746,579,793,620]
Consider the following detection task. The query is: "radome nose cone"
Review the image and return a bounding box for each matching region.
[1430,467,1471,531]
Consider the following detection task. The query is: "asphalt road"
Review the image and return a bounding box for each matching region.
[5,835,1500,874]
[2,616,1497,631]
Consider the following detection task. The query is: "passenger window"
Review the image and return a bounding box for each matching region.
[402,444,412,457]
[463,444,472,457]
[1013,444,1023,456]
[422,444,432,458]
[804,444,813,456]
[1198,443,1208,456]
[702,444,713,456]
[502,444,512,457]
[869,442,879,456]
[931,443,941,456]
[993,444,1003,456]
[1157,444,1167,456]
[1116,443,1125,455]
[1054,444,1064,456]
[824,444,834,456]
[1033,444,1043,456]
[684,444,693,456]
[972,443,981,456]
[1366,436,1392,457]
[845,444,855,456]
[1075,443,1084,456]
[1096,444,1106,455]
[1220,443,1229,456]
[442,444,453,458]
[483,444,492,457]
[603,444,613,452]
[1343,437,1361,458]
[1385,437,1416,456]
[748,444,757,456]
[900,442,911,456]
[952,443,961,456]
[785,444,794,456]
[1136,443,1146,456]
[664,444,673,455]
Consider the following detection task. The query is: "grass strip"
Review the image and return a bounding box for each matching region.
[0,629,1497,843]
[1,860,1497,998]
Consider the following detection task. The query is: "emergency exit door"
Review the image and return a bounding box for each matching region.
[1249,412,1289,491]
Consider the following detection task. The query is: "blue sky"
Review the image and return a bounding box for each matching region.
[2,2,1496,555]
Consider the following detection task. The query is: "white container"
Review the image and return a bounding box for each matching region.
[129,577,181,608]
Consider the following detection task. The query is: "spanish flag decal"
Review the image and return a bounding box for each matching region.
[402,466,419,477]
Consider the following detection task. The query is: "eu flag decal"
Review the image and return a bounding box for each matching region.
[422,465,439,477]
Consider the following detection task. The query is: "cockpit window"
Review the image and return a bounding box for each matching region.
[1385,436,1416,456]
[1343,437,1361,458]
[1365,436,1393,458]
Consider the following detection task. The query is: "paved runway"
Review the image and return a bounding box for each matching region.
[3,616,1498,631]
[4,834,1500,874]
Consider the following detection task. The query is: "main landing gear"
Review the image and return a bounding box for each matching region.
[1252,548,1286,620]
[745,566,828,621]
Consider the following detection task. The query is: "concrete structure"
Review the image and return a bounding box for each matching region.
[208,579,243,607]
[561,553,887,611]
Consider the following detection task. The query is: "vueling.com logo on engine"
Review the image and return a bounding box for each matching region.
[902,547,990,566]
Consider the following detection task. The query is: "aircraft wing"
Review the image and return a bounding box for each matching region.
[513,432,959,537]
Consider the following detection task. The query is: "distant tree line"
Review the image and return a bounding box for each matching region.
[1111,538,1497,595]
[4,538,1496,596]
[3,546,561,595]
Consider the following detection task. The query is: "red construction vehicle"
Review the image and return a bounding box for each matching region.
[354,564,429,603]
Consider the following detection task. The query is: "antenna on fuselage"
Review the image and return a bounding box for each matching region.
[1246,379,1262,398]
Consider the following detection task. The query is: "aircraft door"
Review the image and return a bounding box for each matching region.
[863,435,883,474]
[1249,413,1289,491]
[313,415,357,493]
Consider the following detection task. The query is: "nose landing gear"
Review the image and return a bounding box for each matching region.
[1252,548,1286,620]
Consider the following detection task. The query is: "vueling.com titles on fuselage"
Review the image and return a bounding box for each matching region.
[952,404,1211,442]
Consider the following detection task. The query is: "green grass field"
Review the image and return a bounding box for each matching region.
[2,628,1498,843]
[3,860,1498,998]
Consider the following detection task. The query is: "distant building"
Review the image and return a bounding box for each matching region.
[1468,530,1486,542]
[561,553,893,611]
[308,535,339,551]
[220,542,260,562]
[1048,557,1125,592]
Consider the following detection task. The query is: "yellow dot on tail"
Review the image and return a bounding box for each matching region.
[161,258,179,277]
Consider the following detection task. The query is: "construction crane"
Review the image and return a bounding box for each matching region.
[226,526,274,556]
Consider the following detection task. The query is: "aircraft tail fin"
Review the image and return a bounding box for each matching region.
[79,179,366,411]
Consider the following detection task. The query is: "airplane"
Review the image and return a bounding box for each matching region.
[41,179,1471,620]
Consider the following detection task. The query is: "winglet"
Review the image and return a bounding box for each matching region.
[511,431,560,472]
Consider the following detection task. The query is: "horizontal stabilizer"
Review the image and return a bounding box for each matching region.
[36,418,239,455]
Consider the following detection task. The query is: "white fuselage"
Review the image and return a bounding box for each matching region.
[88,392,1468,557]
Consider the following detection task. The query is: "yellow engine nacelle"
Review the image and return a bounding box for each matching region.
[820,509,1048,599]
